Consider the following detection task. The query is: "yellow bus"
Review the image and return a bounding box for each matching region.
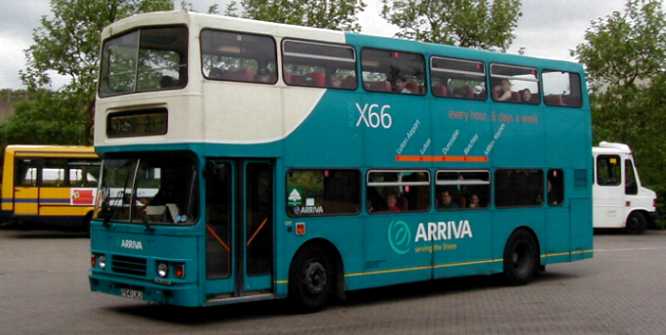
[0,145,100,227]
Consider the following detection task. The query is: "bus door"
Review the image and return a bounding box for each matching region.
[13,158,40,216]
[594,154,624,227]
[204,159,274,301]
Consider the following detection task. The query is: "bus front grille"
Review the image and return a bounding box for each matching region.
[112,255,147,277]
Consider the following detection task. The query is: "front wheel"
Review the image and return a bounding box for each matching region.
[503,229,539,285]
[289,248,334,312]
[625,212,647,234]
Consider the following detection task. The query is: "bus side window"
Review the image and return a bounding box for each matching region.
[547,169,564,206]
[431,57,486,101]
[286,169,360,217]
[15,159,39,187]
[41,159,67,187]
[543,70,582,107]
[361,49,426,95]
[282,40,357,90]
[490,64,540,104]
[625,160,638,195]
[495,169,544,207]
[201,30,277,85]
[596,155,621,186]
[436,170,490,210]
[367,170,430,214]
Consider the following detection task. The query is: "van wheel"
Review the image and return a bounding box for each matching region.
[503,229,539,285]
[625,212,647,234]
[289,247,333,312]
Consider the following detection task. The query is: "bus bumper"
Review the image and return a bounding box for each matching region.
[89,272,202,307]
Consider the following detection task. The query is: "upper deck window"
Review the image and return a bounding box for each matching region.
[201,30,277,84]
[491,64,540,104]
[362,49,426,95]
[543,70,582,107]
[282,40,357,90]
[99,26,188,97]
[431,57,486,100]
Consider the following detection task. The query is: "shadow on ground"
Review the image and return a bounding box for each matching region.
[104,270,579,325]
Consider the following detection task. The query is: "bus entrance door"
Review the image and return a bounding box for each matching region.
[204,159,274,303]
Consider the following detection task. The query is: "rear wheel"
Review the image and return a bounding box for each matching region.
[625,212,647,234]
[503,229,539,285]
[289,247,334,312]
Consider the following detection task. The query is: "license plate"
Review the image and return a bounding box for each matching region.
[119,287,144,300]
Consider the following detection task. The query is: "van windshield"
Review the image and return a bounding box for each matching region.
[95,153,198,225]
[99,26,188,97]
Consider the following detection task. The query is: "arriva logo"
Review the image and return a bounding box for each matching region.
[415,220,473,242]
[120,239,143,250]
[387,220,411,255]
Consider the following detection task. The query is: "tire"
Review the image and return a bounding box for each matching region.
[503,229,539,285]
[625,212,647,234]
[289,247,334,312]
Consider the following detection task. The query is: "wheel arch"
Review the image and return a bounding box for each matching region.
[506,226,542,264]
[288,237,345,301]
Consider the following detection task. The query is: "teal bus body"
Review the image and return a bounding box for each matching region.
[90,18,593,307]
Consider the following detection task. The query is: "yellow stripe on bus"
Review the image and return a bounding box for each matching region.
[274,249,594,285]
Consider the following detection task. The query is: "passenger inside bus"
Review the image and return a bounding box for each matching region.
[469,194,481,208]
[521,88,535,103]
[493,79,513,101]
[386,193,401,212]
[439,190,459,209]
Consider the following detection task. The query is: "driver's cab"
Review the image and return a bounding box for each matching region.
[593,142,657,233]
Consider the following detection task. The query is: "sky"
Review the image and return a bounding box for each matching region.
[0,0,627,90]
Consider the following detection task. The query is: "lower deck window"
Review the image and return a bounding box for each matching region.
[436,170,490,210]
[495,169,544,207]
[286,169,360,217]
[367,170,430,213]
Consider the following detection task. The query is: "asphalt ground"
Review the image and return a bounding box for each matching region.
[1,225,665,335]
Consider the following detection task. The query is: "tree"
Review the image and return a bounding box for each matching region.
[574,0,666,202]
[19,0,174,144]
[381,0,522,50]
[575,0,666,91]
[237,0,366,31]
[0,90,88,147]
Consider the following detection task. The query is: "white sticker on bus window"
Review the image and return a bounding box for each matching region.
[306,198,315,206]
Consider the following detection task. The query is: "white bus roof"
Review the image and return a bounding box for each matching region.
[593,142,632,155]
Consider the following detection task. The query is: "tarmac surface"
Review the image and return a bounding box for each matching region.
[1,226,665,335]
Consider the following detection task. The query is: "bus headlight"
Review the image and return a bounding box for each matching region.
[98,255,107,269]
[157,263,168,278]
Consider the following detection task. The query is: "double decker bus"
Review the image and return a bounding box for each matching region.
[0,145,99,227]
[90,11,593,309]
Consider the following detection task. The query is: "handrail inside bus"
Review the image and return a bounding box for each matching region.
[246,217,269,247]
[206,224,230,253]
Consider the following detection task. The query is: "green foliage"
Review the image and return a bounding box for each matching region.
[576,0,666,197]
[236,0,366,31]
[575,0,666,90]
[381,0,522,50]
[18,0,174,145]
[0,90,88,147]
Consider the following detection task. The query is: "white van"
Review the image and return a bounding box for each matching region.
[593,142,657,233]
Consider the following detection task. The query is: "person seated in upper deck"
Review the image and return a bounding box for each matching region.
[493,79,513,101]
[521,88,534,103]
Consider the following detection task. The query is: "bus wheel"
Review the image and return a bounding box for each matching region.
[503,229,539,285]
[289,247,333,312]
[625,212,647,234]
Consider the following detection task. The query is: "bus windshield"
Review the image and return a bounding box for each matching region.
[96,154,198,225]
[99,26,188,97]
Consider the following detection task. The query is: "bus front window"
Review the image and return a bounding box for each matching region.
[96,154,198,225]
[99,26,188,97]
